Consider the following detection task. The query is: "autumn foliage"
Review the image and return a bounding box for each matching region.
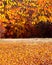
[0,0,52,38]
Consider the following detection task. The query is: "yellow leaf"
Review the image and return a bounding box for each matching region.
[39,16,47,22]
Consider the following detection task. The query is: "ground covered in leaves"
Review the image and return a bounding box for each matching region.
[0,43,52,65]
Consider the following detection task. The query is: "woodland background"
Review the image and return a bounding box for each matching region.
[0,0,52,38]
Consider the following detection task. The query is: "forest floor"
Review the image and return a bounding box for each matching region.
[0,39,52,65]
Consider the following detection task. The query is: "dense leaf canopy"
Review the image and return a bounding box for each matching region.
[0,0,52,38]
